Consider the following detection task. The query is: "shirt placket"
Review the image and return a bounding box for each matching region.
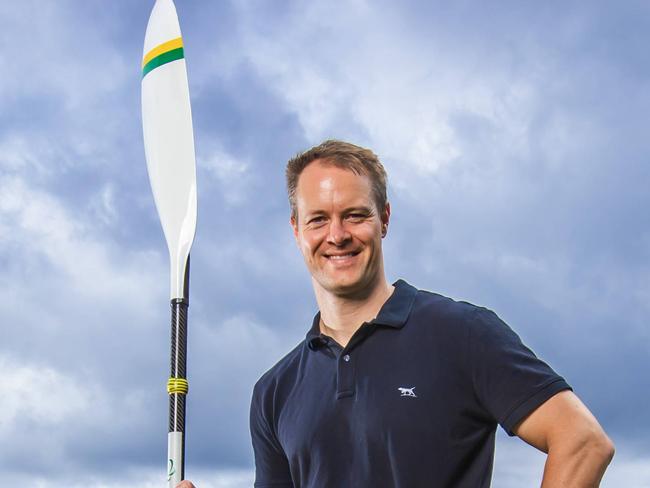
[336,347,355,399]
[333,322,374,400]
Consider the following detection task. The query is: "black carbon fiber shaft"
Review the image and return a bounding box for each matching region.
[169,299,188,432]
[168,258,190,481]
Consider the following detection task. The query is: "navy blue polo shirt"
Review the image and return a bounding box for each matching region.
[250,280,571,487]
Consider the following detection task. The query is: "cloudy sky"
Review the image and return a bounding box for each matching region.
[1,0,648,486]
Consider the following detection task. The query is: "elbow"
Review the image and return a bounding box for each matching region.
[596,433,615,466]
[580,428,615,469]
[551,425,615,468]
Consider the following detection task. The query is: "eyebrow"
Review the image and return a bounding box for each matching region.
[304,206,374,219]
[344,206,373,214]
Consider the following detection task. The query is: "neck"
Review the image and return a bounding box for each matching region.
[314,274,394,348]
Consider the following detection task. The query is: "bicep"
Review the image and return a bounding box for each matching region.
[250,387,293,487]
[513,390,605,453]
[250,427,293,487]
[469,308,572,435]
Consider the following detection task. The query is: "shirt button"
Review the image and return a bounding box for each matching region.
[343,354,350,362]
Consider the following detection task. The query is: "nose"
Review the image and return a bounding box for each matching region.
[327,218,351,246]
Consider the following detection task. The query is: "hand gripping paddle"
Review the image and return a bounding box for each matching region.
[141,1,197,485]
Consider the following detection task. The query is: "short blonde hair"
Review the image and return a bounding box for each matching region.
[286,139,388,219]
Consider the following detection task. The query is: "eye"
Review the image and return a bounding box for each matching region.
[308,216,326,225]
[346,213,367,222]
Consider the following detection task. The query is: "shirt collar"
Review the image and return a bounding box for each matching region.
[306,279,417,350]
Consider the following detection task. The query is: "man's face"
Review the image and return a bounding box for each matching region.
[291,160,390,298]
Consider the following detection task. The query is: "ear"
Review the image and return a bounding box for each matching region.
[290,214,299,240]
[382,202,391,225]
[381,202,390,237]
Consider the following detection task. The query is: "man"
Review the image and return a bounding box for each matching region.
[180,140,613,488]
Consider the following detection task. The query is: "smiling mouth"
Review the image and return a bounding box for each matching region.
[324,250,361,260]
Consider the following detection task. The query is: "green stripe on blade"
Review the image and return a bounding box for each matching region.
[142,47,185,78]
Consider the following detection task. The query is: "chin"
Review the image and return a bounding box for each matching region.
[321,274,373,297]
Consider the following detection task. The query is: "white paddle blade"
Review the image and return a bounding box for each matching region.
[142,0,197,300]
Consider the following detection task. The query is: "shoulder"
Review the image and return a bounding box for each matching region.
[252,340,304,403]
[413,287,479,317]
[409,281,506,323]
[405,283,517,348]
[409,285,485,332]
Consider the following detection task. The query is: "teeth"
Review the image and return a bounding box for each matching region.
[328,253,355,260]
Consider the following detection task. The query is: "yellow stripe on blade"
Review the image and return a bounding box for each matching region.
[142,37,184,67]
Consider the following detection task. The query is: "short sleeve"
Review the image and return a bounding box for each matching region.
[250,381,294,488]
[469,307,572,436]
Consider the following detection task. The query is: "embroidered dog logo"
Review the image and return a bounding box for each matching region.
[398,387,417,398]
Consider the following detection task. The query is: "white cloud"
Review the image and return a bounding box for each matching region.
[197,143,253,206]
[0,2,128,113]
[233,1,541,186]
[88,183,118,226]
[0,353,154,476]
[0,134,51,176]
[0,134,169,474]
[2,467,254,488]
[0,354,98,429]
[193,313,299,415]
[203,313,293,374]
[0,172,163,308]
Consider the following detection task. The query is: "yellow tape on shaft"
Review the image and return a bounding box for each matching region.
[167,377,189,395]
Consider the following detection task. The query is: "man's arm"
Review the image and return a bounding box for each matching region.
[250,383,294,487]
[513,390,615,487]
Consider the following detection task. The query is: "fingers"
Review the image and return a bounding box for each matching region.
[175,481,195,488]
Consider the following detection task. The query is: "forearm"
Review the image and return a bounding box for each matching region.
[540,438,614,487]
